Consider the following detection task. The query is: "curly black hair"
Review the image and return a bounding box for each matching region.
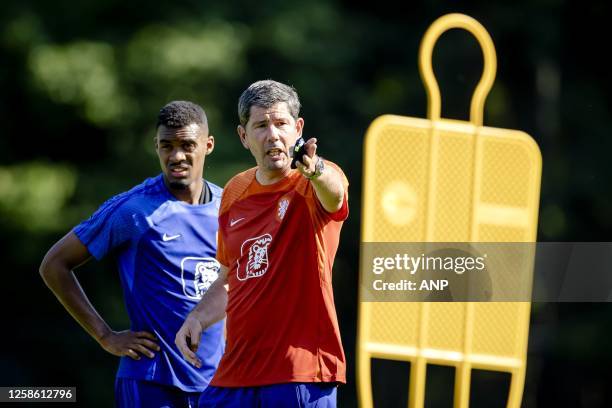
[156,100,207,129]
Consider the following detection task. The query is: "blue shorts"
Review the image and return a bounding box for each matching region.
[115,378,202,408]
[198,383,337,408]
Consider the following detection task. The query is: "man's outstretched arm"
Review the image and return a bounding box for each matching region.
[175,264,228,368]
[40,231,159,360]
[296,137,346,213]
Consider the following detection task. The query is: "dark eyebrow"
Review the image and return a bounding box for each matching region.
[251,119,269,127]
[158,136,199,143]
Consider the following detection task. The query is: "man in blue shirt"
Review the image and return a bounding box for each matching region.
[40,101,224,407]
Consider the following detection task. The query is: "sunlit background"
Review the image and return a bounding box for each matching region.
[1,0,611,406]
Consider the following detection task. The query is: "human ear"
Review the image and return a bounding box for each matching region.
[237,125,249,149]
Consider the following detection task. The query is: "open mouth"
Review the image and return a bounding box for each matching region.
[169,164,189,177]
[266,148,285,159]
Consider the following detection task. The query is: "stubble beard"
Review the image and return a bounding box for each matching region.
[168,180,189,190]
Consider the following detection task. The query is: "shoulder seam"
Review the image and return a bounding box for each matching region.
[219,168,257,215]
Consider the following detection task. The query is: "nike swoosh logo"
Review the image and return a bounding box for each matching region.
[230,217,246,227]
[162,233,181,241]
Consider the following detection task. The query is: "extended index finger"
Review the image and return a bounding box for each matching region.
[304,138,317,157]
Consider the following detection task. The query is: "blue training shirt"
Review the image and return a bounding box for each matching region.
[73,175,224,392]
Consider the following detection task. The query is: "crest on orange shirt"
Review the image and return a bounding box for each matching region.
[276,194,291,222]
[237,234,272,281]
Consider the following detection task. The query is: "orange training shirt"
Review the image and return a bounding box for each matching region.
[211,163,348,387]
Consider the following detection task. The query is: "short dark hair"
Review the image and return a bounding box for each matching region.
[238,80,301,126]
[157,100,207,129]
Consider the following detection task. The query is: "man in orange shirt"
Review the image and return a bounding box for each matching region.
[175,80,348,407]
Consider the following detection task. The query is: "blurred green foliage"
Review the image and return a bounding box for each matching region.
[0,162,76,231]
[30,41,125,125]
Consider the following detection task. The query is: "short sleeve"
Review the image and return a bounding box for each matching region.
[216,223,229,267]
[73,194,134,260]
[327,192,348,222]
